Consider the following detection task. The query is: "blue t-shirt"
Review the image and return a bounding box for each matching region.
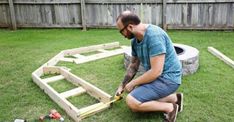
[131,25,182,84]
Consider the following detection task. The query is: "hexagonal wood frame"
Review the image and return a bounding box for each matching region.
[32,42,129,121]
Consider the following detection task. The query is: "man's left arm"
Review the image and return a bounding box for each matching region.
[125,54,165,92]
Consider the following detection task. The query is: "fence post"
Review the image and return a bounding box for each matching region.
[81,0,87,31]
[8,0,17,30]
[162,0,167,31]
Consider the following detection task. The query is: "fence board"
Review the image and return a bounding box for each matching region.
[227,3,234,26]
[8,0,17,30]
[0,0,233,29]
[0,5,10,26]
[1,0,234,4]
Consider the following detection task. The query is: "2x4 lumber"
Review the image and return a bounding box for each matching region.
[63,42,120,56]
[43,66,61,74]
[79,102,109,119]
[73,54,86,59]
[42,75,65,83]
[60,68,112,103]
[121,45,129,49]
[32,73,81,122]
[97,49,109,53]
[74,48,127,64]
[60,87,86,98]
[60,57,75,62]
[58,66,72,72]
[208,47,234,69]
[119,46,129,53]
[46,51,65,66]
[33,52,64,76]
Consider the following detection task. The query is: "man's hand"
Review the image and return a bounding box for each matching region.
[125,81,135,92]
[115,85,124,96]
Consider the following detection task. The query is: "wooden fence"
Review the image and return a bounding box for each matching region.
[0,0,234,30]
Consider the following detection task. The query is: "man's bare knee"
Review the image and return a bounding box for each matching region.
[126,94,141,112]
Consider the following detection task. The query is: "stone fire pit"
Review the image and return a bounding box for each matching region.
[124,43,199,76]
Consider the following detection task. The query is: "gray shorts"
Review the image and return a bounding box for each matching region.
[130,76,179,103]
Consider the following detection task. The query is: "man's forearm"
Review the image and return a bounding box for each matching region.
[121,65,137,87]
[121,57,140,87]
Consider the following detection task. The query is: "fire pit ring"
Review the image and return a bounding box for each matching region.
[123,43,199,76]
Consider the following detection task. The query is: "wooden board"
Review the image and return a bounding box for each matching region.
[79,102,109,119]
[60,87,86,98]
[59,57,75,62]
[63,42,120,56]
[43,66,61,74]
[42,75,65,83]
[208,47,234,69]
[60,68,112,103]
[74,47,128,64]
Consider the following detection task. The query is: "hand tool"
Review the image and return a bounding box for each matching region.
[80,95,122,118]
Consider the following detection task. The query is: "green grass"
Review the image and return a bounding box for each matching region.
[48,79,78,93]
[0,28,234,122]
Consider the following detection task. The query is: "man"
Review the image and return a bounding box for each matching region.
[115,11,183,122]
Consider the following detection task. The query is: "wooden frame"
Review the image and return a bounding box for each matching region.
[208,47,234,69]
[1,0,234,30]
[32,42,129,121]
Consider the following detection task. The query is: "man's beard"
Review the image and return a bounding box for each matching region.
[127,32,135,39]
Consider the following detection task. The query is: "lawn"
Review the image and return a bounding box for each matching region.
[0,28,234,122]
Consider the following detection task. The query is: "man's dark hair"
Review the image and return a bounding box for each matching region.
[116,11,141,26]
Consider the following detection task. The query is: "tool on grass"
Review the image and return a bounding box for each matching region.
[39,109,64,122]
[14,119,26,122]
[80,95,123,118]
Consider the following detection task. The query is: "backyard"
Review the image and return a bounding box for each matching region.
[0,29,234,122]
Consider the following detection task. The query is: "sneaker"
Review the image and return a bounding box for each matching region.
[163,104,179,122]
[176,93,183,112]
